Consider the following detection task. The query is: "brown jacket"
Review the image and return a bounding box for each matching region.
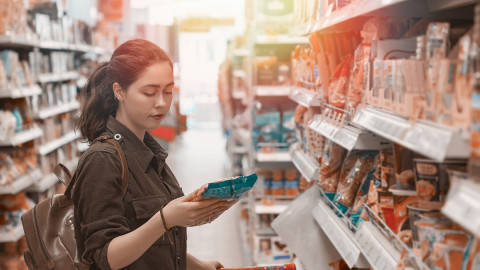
[72,116,187,270]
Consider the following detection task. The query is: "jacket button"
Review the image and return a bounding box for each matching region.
[175,228,179,236]
[177,256,180,261]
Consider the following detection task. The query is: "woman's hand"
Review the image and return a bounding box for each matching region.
[162,189,231,228]
[199,260,224,270]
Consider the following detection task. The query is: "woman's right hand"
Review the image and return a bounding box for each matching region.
[162,189,230,228]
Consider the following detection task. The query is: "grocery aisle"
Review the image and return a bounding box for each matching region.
[166,122,245,267]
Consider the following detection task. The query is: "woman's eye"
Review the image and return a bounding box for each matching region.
[164,92,173,95]
[144,92,155,96]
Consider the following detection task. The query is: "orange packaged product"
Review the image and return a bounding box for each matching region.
[309,32,331,98]
[328,55,353,109]
[346,44,366,114]
[318,140,348,200]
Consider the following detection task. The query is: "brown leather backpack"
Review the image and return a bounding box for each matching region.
[21,135,129,270]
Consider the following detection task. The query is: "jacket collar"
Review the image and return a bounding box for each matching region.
[105,116,168,171]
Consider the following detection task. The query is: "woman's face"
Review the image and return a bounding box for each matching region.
[115,62,174,136]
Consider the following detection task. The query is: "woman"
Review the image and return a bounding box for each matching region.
[73,39,231,270]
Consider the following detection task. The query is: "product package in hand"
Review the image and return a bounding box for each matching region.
[196,174,257,200]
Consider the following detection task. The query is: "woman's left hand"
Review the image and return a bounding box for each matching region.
[200,260,224,270]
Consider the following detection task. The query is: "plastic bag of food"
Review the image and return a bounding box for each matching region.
[197,174,257,200]
[328,55,353,109]
[346,44,366,114]
[334,151,378,214]
[318,140,348,200]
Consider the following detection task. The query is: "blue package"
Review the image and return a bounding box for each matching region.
[200,174,258,200]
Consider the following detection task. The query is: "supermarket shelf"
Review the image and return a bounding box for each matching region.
[38,40,70,50]
[353,106,469,161]
[38,131,80,156]
[289,23,313,37]
[289,87,322,107]
[255,35,309,45]
[254,202,289,214]
[310,114,390,151]
[289,144,319,182]
[255,86,291,97]
[355,222,401,270]
[0,169,42,195]
[0,35,37,49]
[255,151,295,170]
[37,71,80,83]
[312,200,368,268]
[0,126,43,146]
[0,224,24,243]
[27,158,78,193]
[442,179,480,238]
[34,101,80,119]
[0,85,42,99]
[236,208,254,266]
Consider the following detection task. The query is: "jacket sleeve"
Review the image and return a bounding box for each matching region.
[72,150,130,270]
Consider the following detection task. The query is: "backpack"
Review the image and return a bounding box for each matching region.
[21,135,129,270]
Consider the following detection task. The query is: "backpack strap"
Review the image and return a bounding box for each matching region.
[64,134,129,198]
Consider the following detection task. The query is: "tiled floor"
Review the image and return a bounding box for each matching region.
[165,122,245,268]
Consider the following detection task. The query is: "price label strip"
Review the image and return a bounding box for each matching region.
[442,180,480,238]
[312,202,361,268]
[355,222,398,270]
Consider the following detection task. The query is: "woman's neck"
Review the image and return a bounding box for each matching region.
[115,114,145,142]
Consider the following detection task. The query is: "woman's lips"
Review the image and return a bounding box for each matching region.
[151,114,164,120]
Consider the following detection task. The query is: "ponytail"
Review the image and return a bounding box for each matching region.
[76,62,118,143]
[76,39,173,143]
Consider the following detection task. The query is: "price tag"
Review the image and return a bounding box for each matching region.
[312,203,361,268]
[355,223,397,270]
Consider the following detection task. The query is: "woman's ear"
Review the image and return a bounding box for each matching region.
[113,82,124,102]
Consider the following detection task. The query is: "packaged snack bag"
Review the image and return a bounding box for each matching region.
[328,55,353,109]
[393,144,416,190]
[413,159,467,203]
[351,155,380,227]
[318,140,348,200]
[346,44,366,114]
[334,151,378,214]
[197,174,257,200]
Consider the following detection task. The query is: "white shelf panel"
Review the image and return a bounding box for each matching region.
[0,85,42,99]
[38,40,70,50]
[0,169,42,195]
[255,35,309,45]
[290,145,319,182]
[355,222,401,270]
[37,71,80,83]
[0,224,24,243]
[0,126,43,146]
[289,87,322,107]
[256,151,291,163]
[255,202,289,214]
[353,106,469,161]
[27,158,78,193]
[255,86,291,97]
[0,35,37,47]
[312,201,365,268]
[310,114,389,151]
[38,131,80,156]
[311,0,414,33]
[34,101,80,119]
[442,179,480,238]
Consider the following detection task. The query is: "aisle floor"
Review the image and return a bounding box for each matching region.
[165,122,245,268]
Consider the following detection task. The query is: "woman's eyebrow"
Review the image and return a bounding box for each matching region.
[141,82,174,89]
